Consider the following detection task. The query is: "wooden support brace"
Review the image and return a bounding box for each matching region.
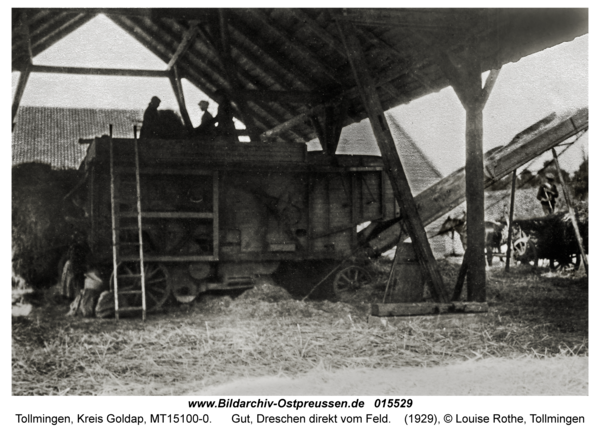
[166,24,199,71]
[504,170,517,272]
[217,9,261,142]
[12,62,32,130]
[20,11,34,63]
[168,66,193,132]
[309,115,327,153]
[338,21,448,303]
[551,148,588,273]
[372,301,488,317]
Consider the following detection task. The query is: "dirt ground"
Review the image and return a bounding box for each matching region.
[199,356,588,395]
[12,257,588,396]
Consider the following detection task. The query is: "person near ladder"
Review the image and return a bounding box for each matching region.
[537,172,558,215]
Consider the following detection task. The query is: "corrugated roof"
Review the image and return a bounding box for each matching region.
[12,106,142,169]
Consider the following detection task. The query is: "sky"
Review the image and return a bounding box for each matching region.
[11,13,589,176]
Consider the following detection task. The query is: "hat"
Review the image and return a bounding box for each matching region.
[151,96,161,103]
[545,173,555,180]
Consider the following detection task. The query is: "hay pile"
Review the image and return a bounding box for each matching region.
[194,282,367,321]
[12,163,81,289]
[153,110,187,139]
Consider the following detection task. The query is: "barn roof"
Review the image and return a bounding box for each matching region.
[12,106,143,170]
[316,115,442,194]
[11,8,588,143]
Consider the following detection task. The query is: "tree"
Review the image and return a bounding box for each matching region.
[571,156,588,201]
[517,168,537,188]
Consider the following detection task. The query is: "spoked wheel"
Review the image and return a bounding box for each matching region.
[110,262,171,312]
[551,254,580,273]
[512,238,538,269]
[333,266,372,297]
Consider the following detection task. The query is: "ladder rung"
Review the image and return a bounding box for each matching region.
[119,290,143,295]
[117,306,144,312]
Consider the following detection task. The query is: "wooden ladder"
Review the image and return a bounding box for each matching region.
[110,125,147,320]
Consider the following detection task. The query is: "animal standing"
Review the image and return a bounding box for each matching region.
[437,213,507,266]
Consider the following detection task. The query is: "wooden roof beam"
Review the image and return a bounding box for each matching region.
[355,27,439,93]
[26,13,96,64]
[190,21,309,139]
[214,23,321,96]
[217,9,261,141]
[226,13,319,90]
[12,62,32,130]
[166,24,199,71]
[168,66,194,131]
[260,54,419,140]
[109,15,308,141]
[49,8,218,21]
[244,9,344,86]
[18,11,34,62]
[334,8,478,31]
[237,90,326,104]
[288,9,348,59]
[31,64,169,77]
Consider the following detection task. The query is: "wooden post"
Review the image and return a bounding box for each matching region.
[464,84,486,302]
[551,148,588,273]
[435,52,499,303]
[12,62,32,130]
[338,21,448,303]
[504,170,517,272]
[218,9,261,142]
[168,66,193,132]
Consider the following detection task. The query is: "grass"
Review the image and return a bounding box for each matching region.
[12,259,588,396]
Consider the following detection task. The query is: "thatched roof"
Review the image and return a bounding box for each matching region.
[12,8,588,143]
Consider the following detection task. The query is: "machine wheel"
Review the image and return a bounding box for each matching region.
[333,266,372,297]
[110,262,171,312]
[551,254,580,273]
[512,238,538,269]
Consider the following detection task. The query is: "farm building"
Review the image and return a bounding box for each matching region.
[12,106,143,169]
[11,8,588,312]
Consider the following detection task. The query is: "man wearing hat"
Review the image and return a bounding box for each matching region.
[537,172,559,215]
[198,100,214,128]
[193,100,215,137]
[140,96,161,139]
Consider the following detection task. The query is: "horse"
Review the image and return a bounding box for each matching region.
[437,213,507,266]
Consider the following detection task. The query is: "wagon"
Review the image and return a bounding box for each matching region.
[511,211,587,271]
[61,135,400,313]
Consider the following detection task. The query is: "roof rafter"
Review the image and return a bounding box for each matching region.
[151,17,307,141]
[247,9,343,86]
